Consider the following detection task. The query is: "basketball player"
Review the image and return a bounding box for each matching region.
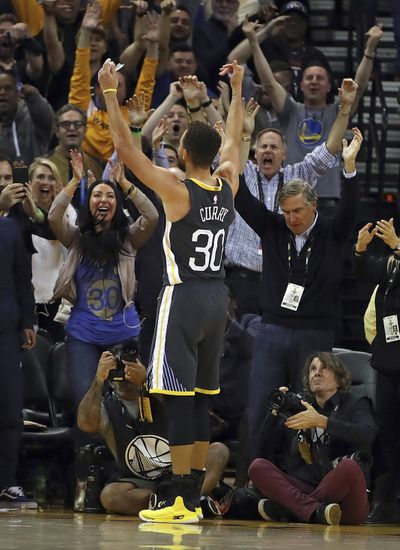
[98,58,243,523]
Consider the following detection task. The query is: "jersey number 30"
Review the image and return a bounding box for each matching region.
[189,229,225,272]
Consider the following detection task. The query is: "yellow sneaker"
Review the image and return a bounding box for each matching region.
[195,506,203,519]
[139,496,199,524]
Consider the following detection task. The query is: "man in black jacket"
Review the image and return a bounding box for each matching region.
[354,216,400,522]
[235,127,363,459]
[249,352,376,524]
[0,216,37,509]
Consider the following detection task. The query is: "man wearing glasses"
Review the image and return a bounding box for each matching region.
[48,103,103,193]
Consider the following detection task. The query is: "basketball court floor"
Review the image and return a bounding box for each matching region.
[1,510,400,549]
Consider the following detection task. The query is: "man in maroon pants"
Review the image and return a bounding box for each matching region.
[248,352,376,525]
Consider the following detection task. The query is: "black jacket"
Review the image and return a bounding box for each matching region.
[260,391,376,486]
[0,217,35,332]
[235,173,359,329]
[355,252,400,373]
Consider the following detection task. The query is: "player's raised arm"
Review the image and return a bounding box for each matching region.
[98,59,177,201]
[214,61,244,196]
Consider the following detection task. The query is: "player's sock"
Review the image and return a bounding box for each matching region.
[191,469,205,519]
[139,474,198,524]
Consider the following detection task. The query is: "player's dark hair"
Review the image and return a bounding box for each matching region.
[182,121,221,168]
[77,180,131,265]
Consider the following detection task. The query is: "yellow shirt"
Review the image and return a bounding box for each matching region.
[12,0,121,37]
[69,47,158,163]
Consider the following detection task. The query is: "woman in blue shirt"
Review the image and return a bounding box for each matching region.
[49,150,158,407]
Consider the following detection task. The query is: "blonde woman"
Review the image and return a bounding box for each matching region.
[29,157,76,341]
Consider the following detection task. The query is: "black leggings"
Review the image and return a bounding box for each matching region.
[163,393,210,447]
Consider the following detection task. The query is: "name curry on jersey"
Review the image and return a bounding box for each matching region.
[163,178,234,285]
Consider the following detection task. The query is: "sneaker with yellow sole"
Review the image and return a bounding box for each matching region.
[139,496,199,524]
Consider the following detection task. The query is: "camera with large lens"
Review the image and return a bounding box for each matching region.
[108,338,141,382]
[267,389,306,419]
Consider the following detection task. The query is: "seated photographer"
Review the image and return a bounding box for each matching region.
[248,352,376,525]
[77,351,230,516]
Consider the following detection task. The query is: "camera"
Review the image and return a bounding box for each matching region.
[267,389,306,419]
[107,338,140,382]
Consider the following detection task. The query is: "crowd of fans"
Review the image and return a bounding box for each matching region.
[0,0,399,526]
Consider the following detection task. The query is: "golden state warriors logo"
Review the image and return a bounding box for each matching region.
[298,118,324,147]
[125,435,171,479]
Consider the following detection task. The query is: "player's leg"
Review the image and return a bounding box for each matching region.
[140,284,200,523]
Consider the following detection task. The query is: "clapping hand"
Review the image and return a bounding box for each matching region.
[81,0,102,31]
[338,78,358,108]
[342,126,363,170]
[142,11,160,43]
[243,97,260,138]
[152,116,169,149]
[108,157,125,186]
[126,91,154,128]
[355,222,377,253]
[375,218,400,250]
[69,149,84,181]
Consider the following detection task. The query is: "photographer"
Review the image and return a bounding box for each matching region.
[248,352,376,525]
[77,352,229,516]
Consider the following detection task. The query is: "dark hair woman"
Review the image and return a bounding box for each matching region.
[49,150,158,407]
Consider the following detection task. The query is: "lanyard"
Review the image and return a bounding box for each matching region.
[287,235,314,287]
[382,258,400,316]
[256,171,284,213]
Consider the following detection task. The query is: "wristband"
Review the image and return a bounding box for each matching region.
[188,105,202,113]
[35,208,45,223]
[126,185,137,198]
[364,52,375,60]
[130,127,142,134]
[201,99,212,108]
[103,88,118,94]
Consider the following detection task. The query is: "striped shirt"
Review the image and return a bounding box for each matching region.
[225,142,337,273]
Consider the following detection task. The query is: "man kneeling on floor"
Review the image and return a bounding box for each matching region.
[77,351,229,516]
[249,352,376,525]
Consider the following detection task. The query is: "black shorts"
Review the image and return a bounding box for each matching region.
[147,280,228,395]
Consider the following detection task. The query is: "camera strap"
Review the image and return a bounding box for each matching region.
[138,385,153,423]
[297,431,313,464]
